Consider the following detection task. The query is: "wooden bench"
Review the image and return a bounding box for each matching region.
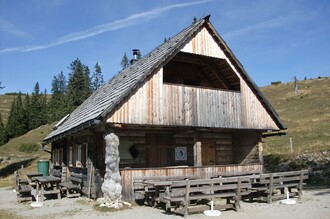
[212,170,262,179]
[16,178,32,202]
[163,177,251,217]
[252,169,308,203]
[60,172,83,198]
[27,172,43,189]
[133,175,200,205]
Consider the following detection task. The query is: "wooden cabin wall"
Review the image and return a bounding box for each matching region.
[108,68,163,125]
[181,27,226,59]
[232,130,262,164]
[107,76,243,129]
[241,82,278,130]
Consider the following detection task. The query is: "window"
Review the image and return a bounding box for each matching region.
[69,146,73,166]
[74,143,88,168]
[52,148,63,166]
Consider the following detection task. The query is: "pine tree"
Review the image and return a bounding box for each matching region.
[0,113,8,146]
[29,82,45,129]
[6,92,28,137]
[66,58,92,112]
[48,72,68,122]
[41,89,48,125]
[193,16,197,24]
[91,62,105,92]
[121,52,129,70]
[24,93,30,130]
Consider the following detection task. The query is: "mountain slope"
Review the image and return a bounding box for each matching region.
[261,77,330,155]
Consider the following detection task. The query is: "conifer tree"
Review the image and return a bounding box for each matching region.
[0,113,8,146]
[121,52,129,70]
[29,82,45,129]
[91,62,105,92]
[66,58,92,112]
[24,93,30,130]
[48,72,67,122]
[6,92,28,137]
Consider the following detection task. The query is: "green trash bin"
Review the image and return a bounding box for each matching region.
[37,160,49,176]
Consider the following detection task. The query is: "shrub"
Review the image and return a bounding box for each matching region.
[271,81,281,85]
[19,143,39,153]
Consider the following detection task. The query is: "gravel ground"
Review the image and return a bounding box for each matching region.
[0,186,329,219]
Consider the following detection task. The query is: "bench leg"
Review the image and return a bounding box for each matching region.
[267,193,272,204]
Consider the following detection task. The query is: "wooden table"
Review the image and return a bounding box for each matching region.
[144,180,173,207]
[35,176,61,201]
[27,172,43,188]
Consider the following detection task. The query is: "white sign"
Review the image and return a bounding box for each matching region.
[175,147,187,161]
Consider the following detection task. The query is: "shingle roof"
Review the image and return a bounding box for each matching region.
[44,15,285,144]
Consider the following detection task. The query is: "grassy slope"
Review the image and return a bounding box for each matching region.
[0,124,53,187]
[261,77,330,155]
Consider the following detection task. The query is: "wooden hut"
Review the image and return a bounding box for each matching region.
[43,15,286,201]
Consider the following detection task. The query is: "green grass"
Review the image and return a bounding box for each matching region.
[0,124,53,187]
[261,77,330,156]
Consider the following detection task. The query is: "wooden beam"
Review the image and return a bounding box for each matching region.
[193,141,202,167]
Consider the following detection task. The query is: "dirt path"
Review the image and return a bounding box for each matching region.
[0,186,329,219]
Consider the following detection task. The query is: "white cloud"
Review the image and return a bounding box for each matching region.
[0,18,32,38]
[0,0,212,54]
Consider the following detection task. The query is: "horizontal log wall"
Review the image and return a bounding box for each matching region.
[233,131,262,164]
[120,164,263,201]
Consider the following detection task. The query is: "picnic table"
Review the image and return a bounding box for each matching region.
[144,180,174,207]
[35,176,61,201]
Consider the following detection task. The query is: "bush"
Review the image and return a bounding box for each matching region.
[19,143,39,153]
[271,81,281,85]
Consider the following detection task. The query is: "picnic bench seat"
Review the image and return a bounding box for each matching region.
[59,172,83,198]
[16,178,32,202]
[27,172,43,189]
[251,169,308,203]
[133,175,200,205]
[163,177,251,217]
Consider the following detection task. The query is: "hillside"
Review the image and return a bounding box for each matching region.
[0,124,53,186]
[0,95,16,124]
[261,77,330,155]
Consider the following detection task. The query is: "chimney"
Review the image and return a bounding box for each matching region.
[130,49,140,65]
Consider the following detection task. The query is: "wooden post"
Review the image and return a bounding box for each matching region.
[193,141,202,167]
[184,179,190,217]
[258,141,264,165]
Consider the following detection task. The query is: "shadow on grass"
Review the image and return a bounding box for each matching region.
[0,158,36,177]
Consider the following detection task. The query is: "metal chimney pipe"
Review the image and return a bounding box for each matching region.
[132,49,139,60]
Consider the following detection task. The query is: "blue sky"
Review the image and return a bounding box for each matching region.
[0,0,329,94]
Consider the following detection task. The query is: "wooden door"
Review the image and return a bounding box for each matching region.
[202,142,216,165]
[145,133,174,167]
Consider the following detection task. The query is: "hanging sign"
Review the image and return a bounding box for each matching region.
[175,147,187,161]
